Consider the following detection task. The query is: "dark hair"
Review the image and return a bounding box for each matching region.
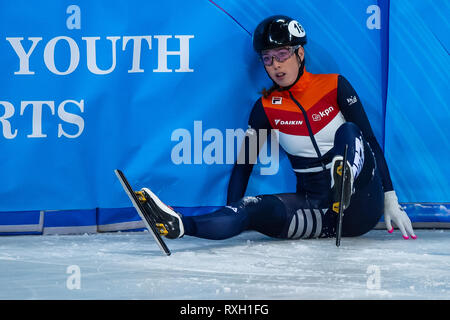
[260,84,279,98]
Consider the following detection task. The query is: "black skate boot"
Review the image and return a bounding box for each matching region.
[136,188,184,239]
[330,156,354,214]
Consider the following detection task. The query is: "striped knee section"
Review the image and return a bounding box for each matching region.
[287,208,327,239]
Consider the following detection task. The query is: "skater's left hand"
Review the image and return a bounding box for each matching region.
[384,191,416,240]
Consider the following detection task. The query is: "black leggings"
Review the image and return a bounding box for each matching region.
[182,173,383,240]
[182,123,384,240]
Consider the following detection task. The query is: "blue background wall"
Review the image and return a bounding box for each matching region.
[384,0,449,203]
[0,1,448,234]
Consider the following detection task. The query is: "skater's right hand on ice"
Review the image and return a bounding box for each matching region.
[384,191,416,240]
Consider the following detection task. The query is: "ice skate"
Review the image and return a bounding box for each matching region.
[115,169,172,255]
[137,188,184,239]
[330,155,354,214]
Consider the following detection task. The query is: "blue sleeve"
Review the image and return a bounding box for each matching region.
[226,98,272,204]
[337,75,394,192]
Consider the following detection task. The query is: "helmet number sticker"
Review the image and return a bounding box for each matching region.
[288,20,305,38]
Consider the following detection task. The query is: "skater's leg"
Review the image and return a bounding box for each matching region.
[182,195,288,240]
[332,122,365,181]
[330,122,384,237]
[265,193,337,239]
[137,186,315,241]
[182,192,339,240]
[341,168,384,237]
[329,122,365,215]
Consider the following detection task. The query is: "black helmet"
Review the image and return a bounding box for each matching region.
[252,15,307,53]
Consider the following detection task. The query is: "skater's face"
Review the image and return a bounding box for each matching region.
[262,46,304,87]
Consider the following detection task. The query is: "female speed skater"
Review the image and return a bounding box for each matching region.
[139,15,416,242]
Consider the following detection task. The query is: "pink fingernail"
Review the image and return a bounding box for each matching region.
[388,228,394,234]
[411,235,417,240]
[403,235,409,240]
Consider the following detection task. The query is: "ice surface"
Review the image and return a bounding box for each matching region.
[0,229,449,300]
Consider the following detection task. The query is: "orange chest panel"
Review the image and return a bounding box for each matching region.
[261,73,340,136]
